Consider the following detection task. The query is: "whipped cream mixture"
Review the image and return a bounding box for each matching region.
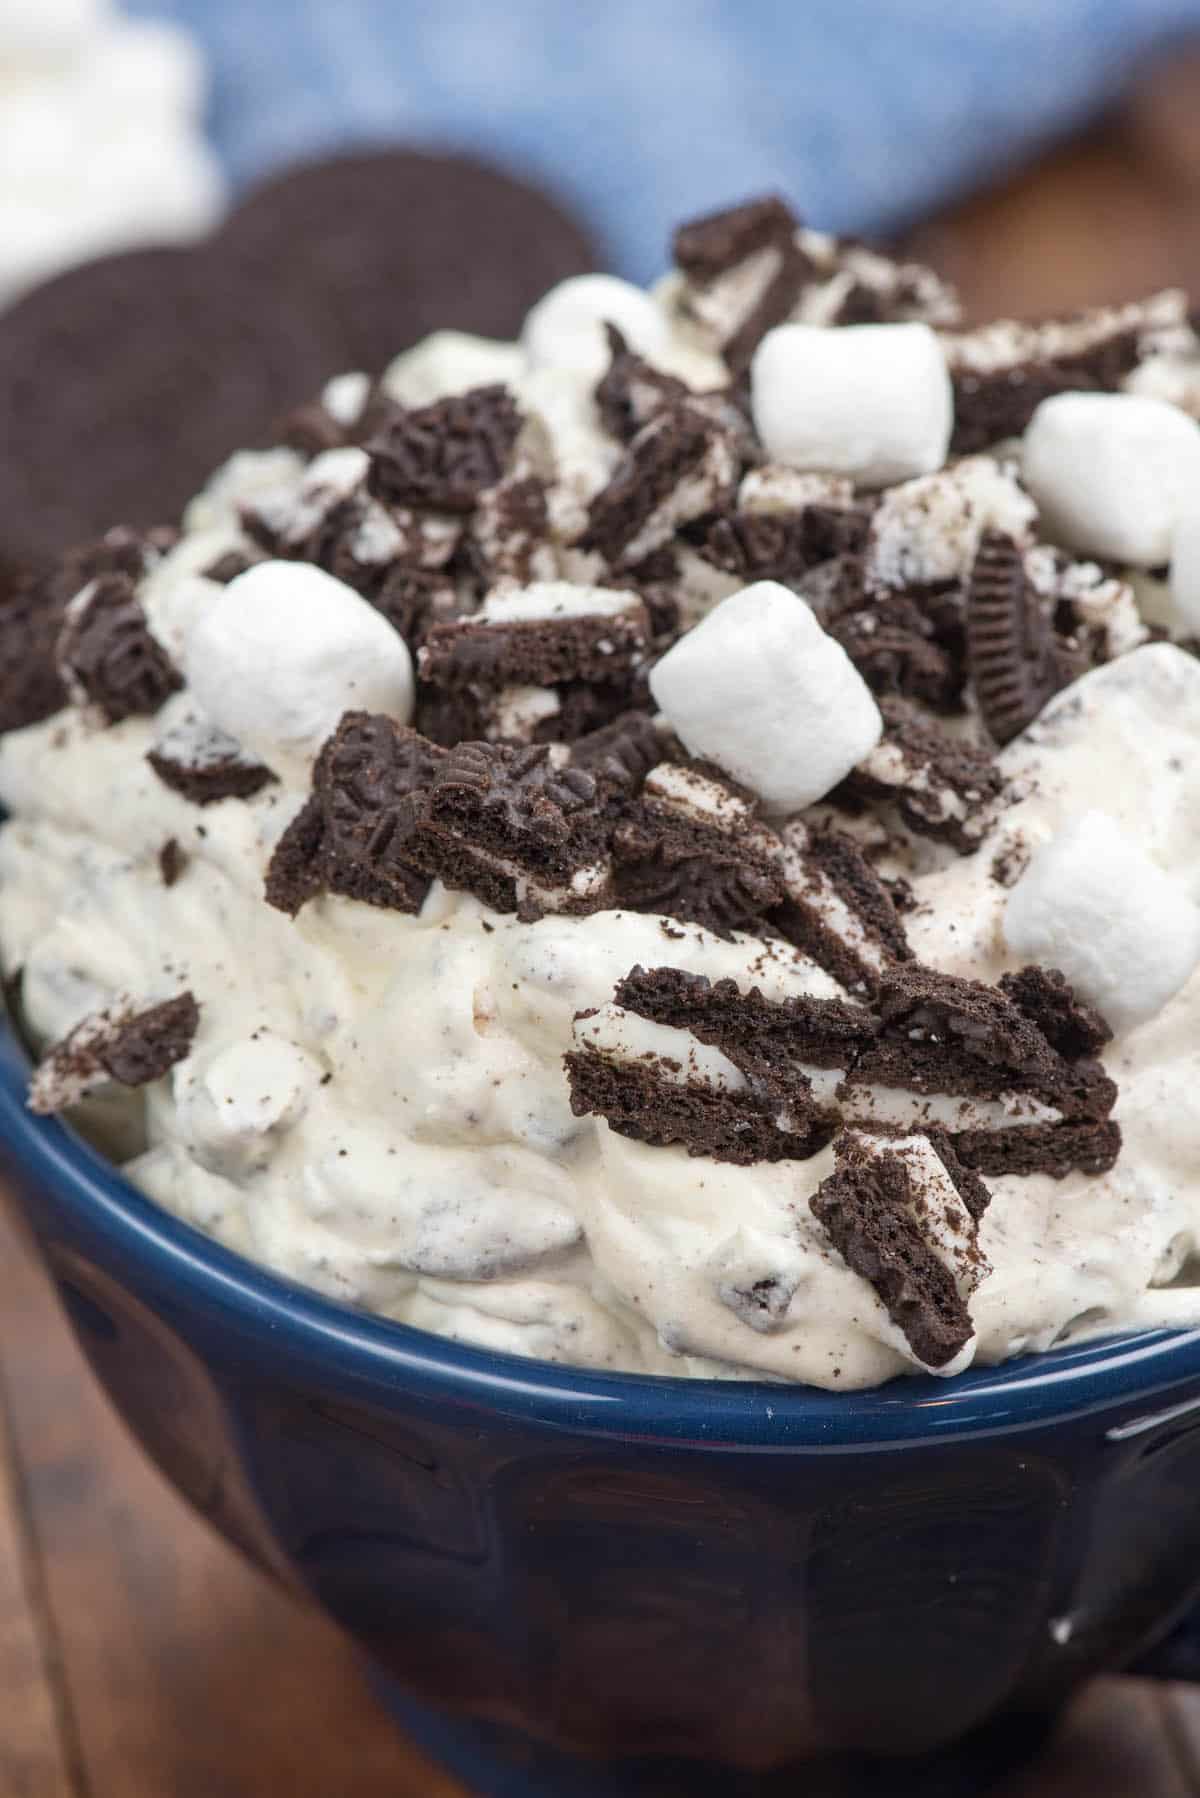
[5,196,1200,1388]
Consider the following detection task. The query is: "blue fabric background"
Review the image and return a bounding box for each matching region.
[129,0,1200,280]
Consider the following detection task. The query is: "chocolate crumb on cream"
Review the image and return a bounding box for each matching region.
[29,992,199,1115]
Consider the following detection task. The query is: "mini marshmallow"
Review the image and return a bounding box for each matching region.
[382,330,525,407]
[750,321,953,488]
[521,275,672,384]
[648,580,883,813]
[1169,512,1200,636]
[1023,393,1200,567]
[320,370,370,428]
[1003,809,1200,1033]
[185,561,414,764]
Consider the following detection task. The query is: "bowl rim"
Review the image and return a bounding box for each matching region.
[5,1010,1200,1448]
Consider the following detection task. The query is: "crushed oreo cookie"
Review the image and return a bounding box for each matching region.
[579,403,739,568]
[28,991,199,1114]
[265,712,436,917]
[392,738,611,921]
[699,498,869,586]
[595,324,690,443]
[997,965,1113,1059]
[967,531,1073,744]
[810,1130,987,1367]
[366,384,522,514]
[818,572,966,713]
[610,765,787,938]
[946,292,1189,455]
[56,573,182,724]
[672,195,812,372]
[147,705,276,806]
[565,959,1119,1178]
[837,700,1006,852]
[419,588,650,694]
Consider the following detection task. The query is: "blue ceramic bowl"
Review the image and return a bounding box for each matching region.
[5,1005,1200,1793]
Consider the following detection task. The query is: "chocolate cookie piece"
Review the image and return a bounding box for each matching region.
[594,325,690,443]
[839,700,1006,853]
[218,149,602,379]
[827,584,965,713]
[28,991,199,1114]
[419,589,650,693]
[371,565,465,648]
[699,500,869,587]
[0,246,345,570]
[997,965,1113,1059]
[266,712,436,917]
[366,385,522,515]
[810,1131,987,1368]
[967,531,1072,744]
[865,963,1119,1133]
[767,820,912,996]
[394,739,612,921]
[579,403,740,568]
[611,764,787,939]
[463,467,557,593]
[946,290,1188,455]
[56,573,182,724]
[147,705,276,806]
[567,956,1120,1178]
[568,712,663,794]
[1,526,178,735]
[202,550,257,585]
[672,195,812,373]
[565,1023,832,1165]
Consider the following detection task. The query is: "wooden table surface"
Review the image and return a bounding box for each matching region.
[7,44,1200,1798]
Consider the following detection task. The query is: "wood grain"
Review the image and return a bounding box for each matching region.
[0,1367,77,1798]
[0,1202,465,1798]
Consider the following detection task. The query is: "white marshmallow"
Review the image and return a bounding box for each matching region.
[1023,393,1200,567]
[382,330,524,407]
[1169,512,1200,636]
[1003,810,1200,1033]
[320,370,370,428]
[521,275,672,384]
[184,561,414,764]
[648,581,883,813]
[750,322,953,488]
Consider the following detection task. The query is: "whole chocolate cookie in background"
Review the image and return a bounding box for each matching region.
[0,243,344,570]
[0,149,602,570]
[215,148,603,375]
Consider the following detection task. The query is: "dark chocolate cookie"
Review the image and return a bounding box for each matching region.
[0,245,346,569]
[217,148,603,377]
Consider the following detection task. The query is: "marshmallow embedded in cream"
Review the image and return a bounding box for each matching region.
[184,561,414,766]
[1003,809,1200,1033]
[1023,392,1200,567]
[1169,512,1200,637]
[522,274,673,384]
[750,321,953,487]
[382,331,526,406]
[649,580,883,812]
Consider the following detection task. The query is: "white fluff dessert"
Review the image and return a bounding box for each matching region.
[5,193,1200,1391]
